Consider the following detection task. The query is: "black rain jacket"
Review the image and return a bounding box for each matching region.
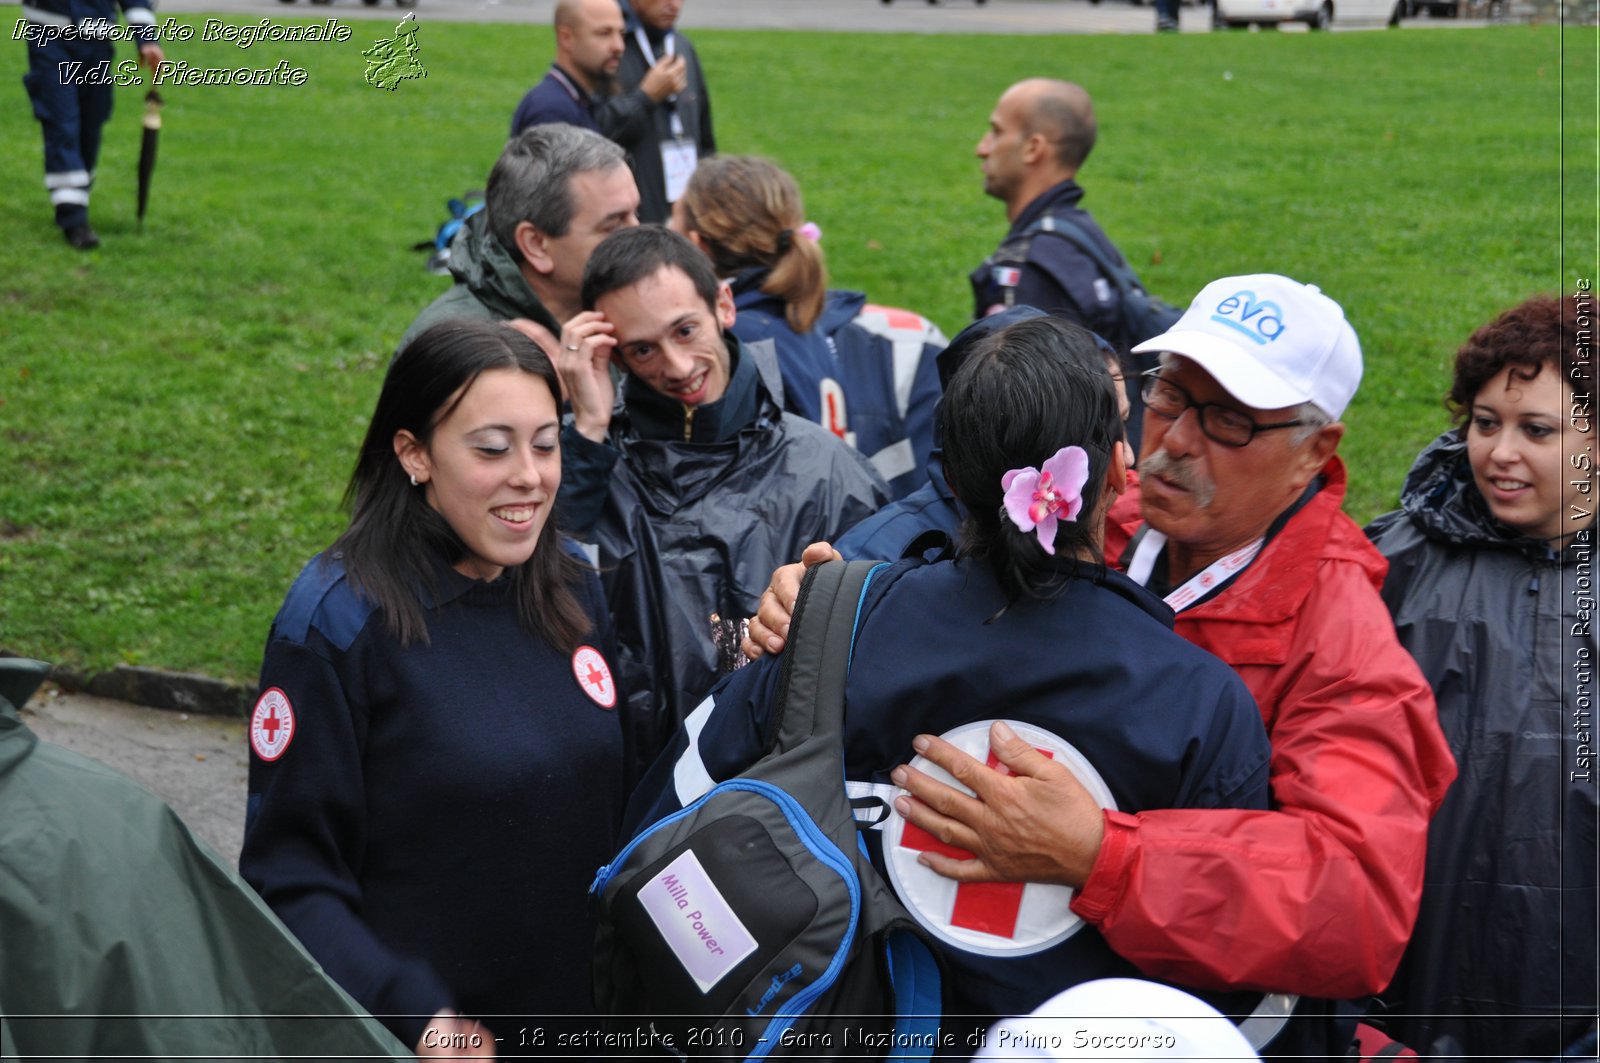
[559,336,889,774]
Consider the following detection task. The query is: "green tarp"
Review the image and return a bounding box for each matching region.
[0,658,410,1060]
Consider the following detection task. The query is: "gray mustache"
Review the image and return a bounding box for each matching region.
[1141,451,1216,509]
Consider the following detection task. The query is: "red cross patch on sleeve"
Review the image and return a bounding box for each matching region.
[572,646,618,709]
[249,687,296,761]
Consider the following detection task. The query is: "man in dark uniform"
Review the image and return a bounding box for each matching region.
[611,0,714,224]
[510,0,625,135]
[21,0,165,249]
[970,79,1134,350]
[509,0,683,140]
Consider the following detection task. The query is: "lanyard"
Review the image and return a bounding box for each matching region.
[549,65,583,105]
[633,25,686,139]
[1126,528,1264,614]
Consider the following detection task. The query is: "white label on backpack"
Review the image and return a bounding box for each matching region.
[639,849,759,994]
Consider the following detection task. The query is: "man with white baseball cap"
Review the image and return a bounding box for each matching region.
[1133,273,1362,417]
[773,274,1457,1057]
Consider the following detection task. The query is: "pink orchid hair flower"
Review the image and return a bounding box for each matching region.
[999,445,1090,556]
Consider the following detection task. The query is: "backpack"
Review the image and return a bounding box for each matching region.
[1029,213,1184,349]
[410,191,484,275]
[591,560,944,1058]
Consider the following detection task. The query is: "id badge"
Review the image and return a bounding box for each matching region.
[661,137,698,204]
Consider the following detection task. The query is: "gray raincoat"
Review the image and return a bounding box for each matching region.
[1366,433,1597,1059]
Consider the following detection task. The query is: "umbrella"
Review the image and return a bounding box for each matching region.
[137,90,163,231]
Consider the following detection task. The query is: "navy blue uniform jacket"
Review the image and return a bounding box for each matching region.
[510,65,600,135]
[970,180,1133,353]
[240,549,626,1048]
[630,557,1271,1022]
[729,271,944,500]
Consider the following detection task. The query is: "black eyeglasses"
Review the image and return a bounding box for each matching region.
[1140,370,1304,448]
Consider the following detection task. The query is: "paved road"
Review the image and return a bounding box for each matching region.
[22,685,249,864]
[125,0,1210,32]
[55,0,1487,32]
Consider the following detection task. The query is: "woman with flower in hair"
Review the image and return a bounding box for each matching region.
[670,154,945,498]
[626,315,1270,1026]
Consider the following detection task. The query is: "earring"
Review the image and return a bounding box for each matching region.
[409,474,419,487]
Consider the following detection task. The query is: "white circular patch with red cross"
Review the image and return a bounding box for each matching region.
[572,645,617,709]
[883,720,1117,958]
[249,687,296,762]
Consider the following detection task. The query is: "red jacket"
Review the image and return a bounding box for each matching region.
[1072,457,1457,998]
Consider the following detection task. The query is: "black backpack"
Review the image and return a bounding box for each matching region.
[1029,213,1185,349]
[591,560,943,1058]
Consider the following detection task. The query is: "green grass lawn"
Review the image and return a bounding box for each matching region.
[0,16,1592,684]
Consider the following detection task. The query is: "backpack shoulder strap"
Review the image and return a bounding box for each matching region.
[1035,214,1142,296]
[765,559,884,757]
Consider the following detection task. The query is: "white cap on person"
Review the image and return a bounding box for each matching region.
[971,978,1260,1062]
[1132,274,1362,419]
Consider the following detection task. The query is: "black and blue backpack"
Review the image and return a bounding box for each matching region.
[591,560,943,1058]
[411,191,484,275]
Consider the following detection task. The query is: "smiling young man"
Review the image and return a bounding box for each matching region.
[557,225,888,771]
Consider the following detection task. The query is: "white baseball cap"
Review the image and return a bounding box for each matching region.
[972,978,1260,1062]
[1132,274,1362,419]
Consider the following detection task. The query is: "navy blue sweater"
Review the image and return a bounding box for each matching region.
[240,550,626,1048]
[632,557,1270,1024]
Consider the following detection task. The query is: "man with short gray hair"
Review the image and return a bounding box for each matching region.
[399,122,639,349]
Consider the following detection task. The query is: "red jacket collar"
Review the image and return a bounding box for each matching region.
[1106,456,1387,627]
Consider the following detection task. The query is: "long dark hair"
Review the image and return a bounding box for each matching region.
[940,316,1123,605]
[331,320,590,651]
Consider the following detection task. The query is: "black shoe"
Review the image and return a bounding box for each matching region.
[64,224,101,250]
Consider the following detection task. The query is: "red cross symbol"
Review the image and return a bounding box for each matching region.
[261,710,281,740]
[899,746,1055,939]
[572,646,617,708]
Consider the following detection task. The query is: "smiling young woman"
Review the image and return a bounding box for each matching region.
[239,320,628,1057]
[1366,294,1596,1058]
[1453,310,1593,544]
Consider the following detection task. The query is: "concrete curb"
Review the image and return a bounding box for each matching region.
[3,653,256,718]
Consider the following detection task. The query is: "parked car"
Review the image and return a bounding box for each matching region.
[279,0,417,6]
[1213,0,1408,28]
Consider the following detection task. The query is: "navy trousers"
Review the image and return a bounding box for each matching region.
[24,37,114,230]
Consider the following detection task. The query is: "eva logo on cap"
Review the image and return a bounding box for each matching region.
[1210,290,1286,346]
